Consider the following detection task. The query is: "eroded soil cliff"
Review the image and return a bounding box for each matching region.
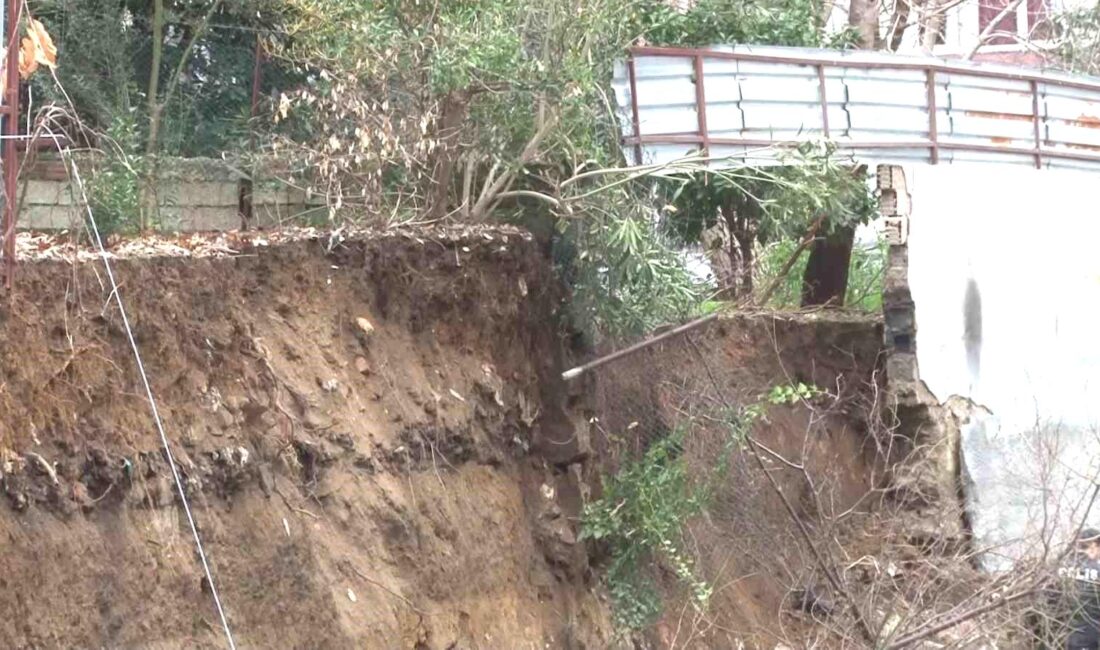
[0,227,611,649]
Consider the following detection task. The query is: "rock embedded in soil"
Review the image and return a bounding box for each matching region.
[355,317,375,340]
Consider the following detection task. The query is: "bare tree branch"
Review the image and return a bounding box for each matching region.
[965,0,1027,59]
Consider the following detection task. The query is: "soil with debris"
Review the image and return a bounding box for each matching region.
[0,225,612,649]
[589,312,885,648]
[0,225,891,649]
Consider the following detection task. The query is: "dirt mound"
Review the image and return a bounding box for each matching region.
[0,226,611,649]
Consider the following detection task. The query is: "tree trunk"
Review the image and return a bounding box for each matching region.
[848,0,882,49]
[801,225,854,307]
[701,217,736,299]
[921,0,946,52]
[886,0,912,50]
[426,92,469,220]
[705,197,755,300]
[796,0,877,307]
[733,217,755,297]
[140,0,166,232]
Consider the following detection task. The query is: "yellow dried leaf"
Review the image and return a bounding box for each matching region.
[18,38,38,80]
[17,18,58,80]
[27,20,57,69]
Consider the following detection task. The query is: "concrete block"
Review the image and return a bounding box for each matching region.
[156,206,239,232]
[253,185,290,206]
[24,180,75,207]
[22,204,81,230]
[883,216,908,245]
[173,181,239,207]
[876,164,911,218]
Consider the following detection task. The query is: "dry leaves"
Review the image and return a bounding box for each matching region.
[10,224,531,263]
[19,19,58,80]
[2,16,59,88]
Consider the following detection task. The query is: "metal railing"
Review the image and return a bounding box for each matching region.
[618,45,1100,171]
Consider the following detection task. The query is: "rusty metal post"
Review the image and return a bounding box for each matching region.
[693,54,710,158]
[626,55,643,165]
[2,0,21,286]
[1031,79,1043,169]
[926,68,940,165]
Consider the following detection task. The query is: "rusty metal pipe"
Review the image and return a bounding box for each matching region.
[626,55,643,165]
[561,313,719,381]
[3,0,21,287]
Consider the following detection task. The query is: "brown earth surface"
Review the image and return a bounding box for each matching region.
[0,226,886,649]
[0,226,611,649]
[589,312,885,648]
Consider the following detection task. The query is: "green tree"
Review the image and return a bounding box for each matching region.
[658,148,874,301]
[626,1,870,307]
[269,0,872,339]
[1052,4,1100,75]
[33,0,879,329]
[33,1,301,230]
[34,0,291,155]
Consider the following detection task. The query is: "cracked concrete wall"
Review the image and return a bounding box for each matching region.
[881,163,1100,570]
[878,164,969,554]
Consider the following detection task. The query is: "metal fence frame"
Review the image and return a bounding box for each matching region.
[621,45,1100,170]
[2,0,20,285]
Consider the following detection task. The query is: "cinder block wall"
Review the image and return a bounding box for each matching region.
[17,156,322,232]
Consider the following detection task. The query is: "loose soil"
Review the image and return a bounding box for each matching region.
[0,226,610,649]
[0,226,886,649]
[589,312,885,648]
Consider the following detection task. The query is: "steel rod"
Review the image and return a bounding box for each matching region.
[626,55,643,165]
[562,313,719,381]
[2,0,22,287]
[1031,79,1043,169]
[694,55,710,156]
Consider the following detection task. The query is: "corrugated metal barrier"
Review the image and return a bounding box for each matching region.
[613,45,1100,171]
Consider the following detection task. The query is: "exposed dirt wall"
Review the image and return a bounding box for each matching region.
[0,227,612,649]
[0,226,896,650]
[589,313,885,648]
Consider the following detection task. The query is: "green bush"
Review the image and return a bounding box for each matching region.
[845,237,887,312]
[581,383,821,631]
[85,117,143,236]
[580,430,711,630]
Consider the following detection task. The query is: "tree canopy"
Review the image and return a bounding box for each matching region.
[27,0,889,337]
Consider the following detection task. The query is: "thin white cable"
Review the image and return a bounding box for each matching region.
[64,154,238,650]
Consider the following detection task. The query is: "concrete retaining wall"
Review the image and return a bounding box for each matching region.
[880,161,1100,570]
[18,156,322,232]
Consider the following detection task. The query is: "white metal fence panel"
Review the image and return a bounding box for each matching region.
[613,45,1100,172]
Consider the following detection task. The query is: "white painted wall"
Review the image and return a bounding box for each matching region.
[906,163,1100,569]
